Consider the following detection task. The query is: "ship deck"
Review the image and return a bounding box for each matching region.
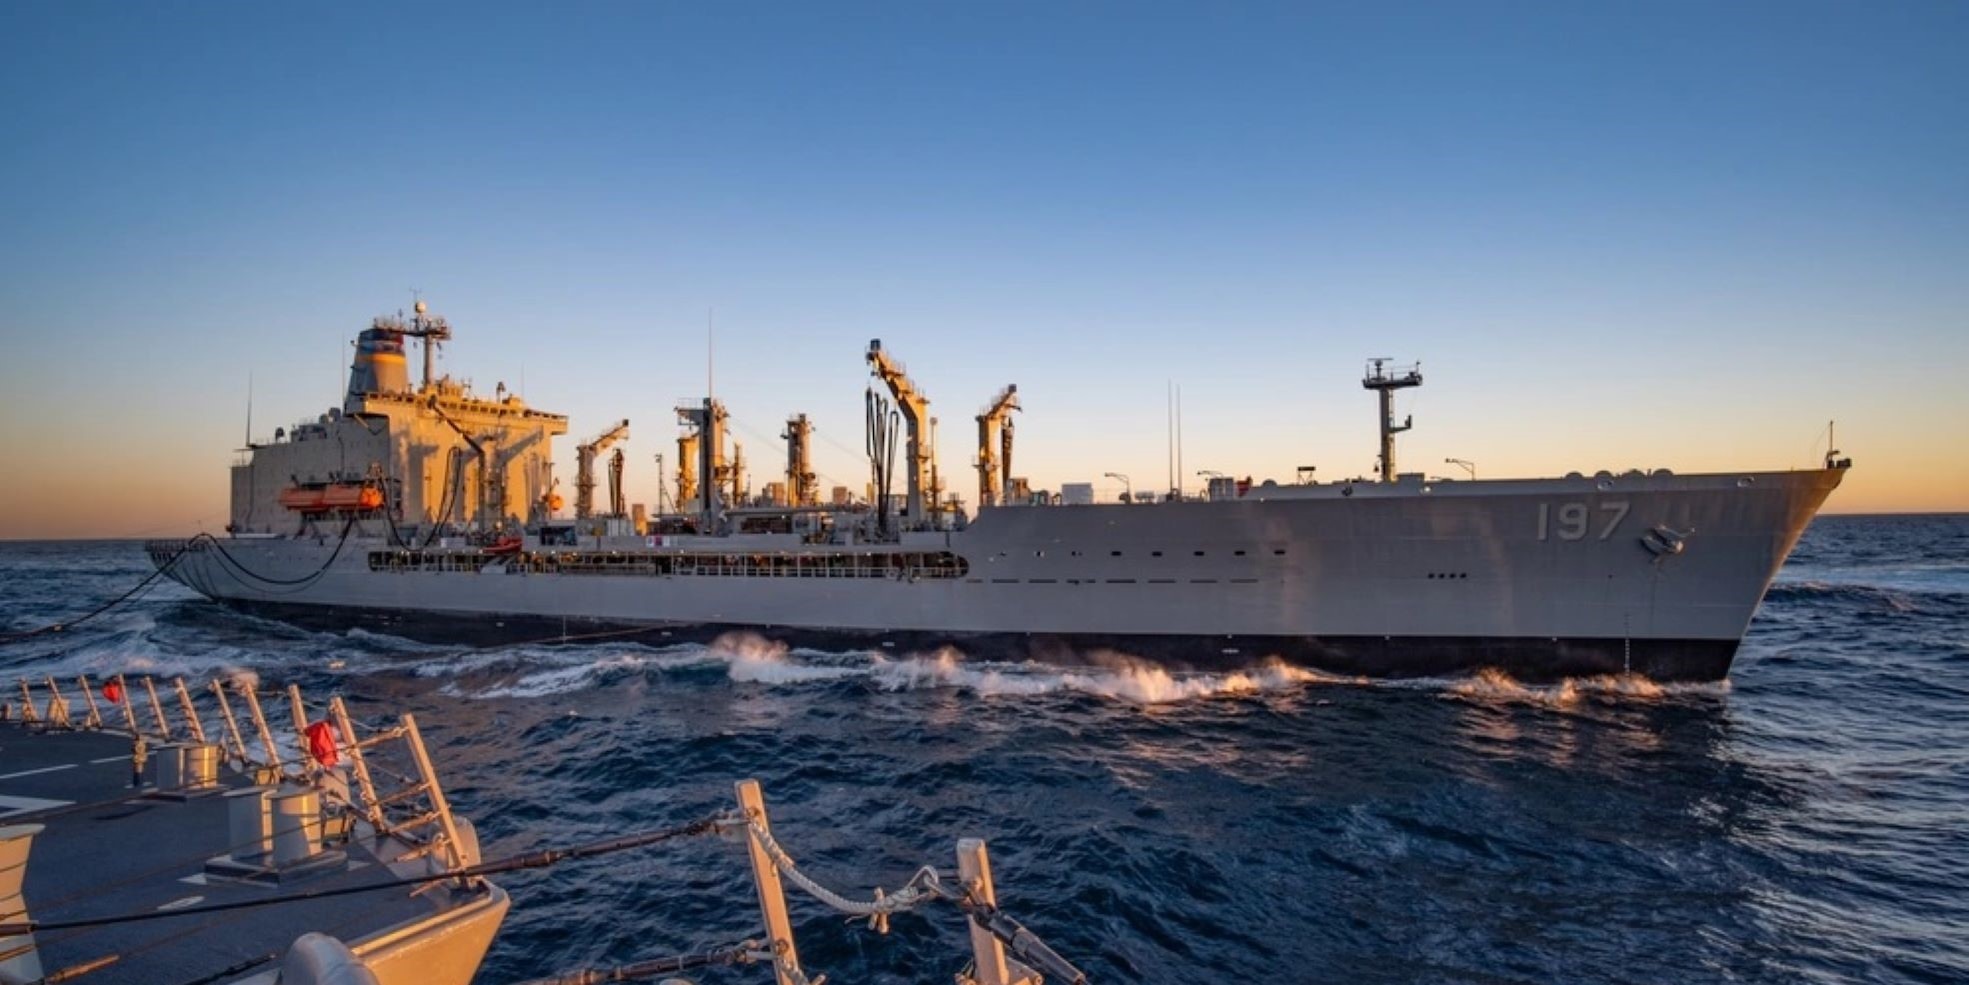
[1,724,486,985]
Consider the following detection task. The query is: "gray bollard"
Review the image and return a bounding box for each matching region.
[270,787,323,867]
[0,824,46,985]
[155,743,189,791]
[185,743,221,789]
[226,786,275,861]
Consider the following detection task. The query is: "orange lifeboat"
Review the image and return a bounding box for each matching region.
[280,483,383,514]
[278,486,327,512]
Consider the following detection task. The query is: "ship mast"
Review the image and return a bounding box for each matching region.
[401,297,453,393]
[1362,358,1422,482]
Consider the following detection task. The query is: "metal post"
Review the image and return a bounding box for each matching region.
[41,678,69,729]
[400,714,467,872]
[209,680,249,767]
[142,677,171,740]
[237,682,283,778]
[172,678,207,745]
[329,696,387,830]
[735,779,803,985]
[115,675,139,734]
[76,676,103,730]
[958,838,1014,985]
[286,684,312,773]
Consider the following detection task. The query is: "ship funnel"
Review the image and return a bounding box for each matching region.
[346,325,409,410]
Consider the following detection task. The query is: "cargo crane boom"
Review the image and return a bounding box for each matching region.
[975,385,1019,510]
[866,340,934,524]
[575,419,630,519]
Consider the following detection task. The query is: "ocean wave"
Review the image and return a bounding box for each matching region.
[1766,580,1922,612]
[1438,666,1729,707]
[708,632,1336,703]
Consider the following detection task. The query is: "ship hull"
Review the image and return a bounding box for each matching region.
[151,467,1845,682]
[211,598,1741,681]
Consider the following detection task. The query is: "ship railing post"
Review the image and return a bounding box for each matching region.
[75,676,103,730]
[40,678,69,730]
[15,681,37,725]
[208,680,250,769]
[957,838,1025,985]
[328,696,387,832]
[237,682,285,782]
[115,675,139,735]
[735,779,804,985]
[141,676,171,741]
[399,714,469,873]
[286,684,313,775]
[171,678,208,745]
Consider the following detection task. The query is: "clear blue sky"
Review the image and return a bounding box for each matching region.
[2,1,1964,536]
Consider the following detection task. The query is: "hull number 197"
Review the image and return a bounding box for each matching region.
[1537,501,1630,541]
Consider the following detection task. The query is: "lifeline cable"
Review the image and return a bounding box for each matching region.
[0,816,721,936]
[508,940,762,985]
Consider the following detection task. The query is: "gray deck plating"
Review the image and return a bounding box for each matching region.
[0,725,483,985]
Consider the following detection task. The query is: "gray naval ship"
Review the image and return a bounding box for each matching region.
[148,303,1850,682]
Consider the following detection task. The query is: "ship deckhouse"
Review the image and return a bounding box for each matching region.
[229,303,568,537]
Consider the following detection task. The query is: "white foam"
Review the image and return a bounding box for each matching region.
[1444,667,1729,707]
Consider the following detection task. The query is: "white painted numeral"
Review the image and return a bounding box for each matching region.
[1538,500,1630,542]
[1597,501,1630,540]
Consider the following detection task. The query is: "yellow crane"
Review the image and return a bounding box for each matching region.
[975,385,1019,510]
[575,419,630,519]
[866,340,934,524]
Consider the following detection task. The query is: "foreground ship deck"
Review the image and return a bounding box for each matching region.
[1,674,1087,985]
[1,703,506,985]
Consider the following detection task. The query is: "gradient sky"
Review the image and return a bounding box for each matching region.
[2,2,1964,539]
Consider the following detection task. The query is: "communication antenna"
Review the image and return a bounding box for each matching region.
[707,307,716,406]
[243,371,254,450]
[1165,384,1181,500]
[1166,380,1174,498]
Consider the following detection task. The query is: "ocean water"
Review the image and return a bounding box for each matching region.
[2,514,1965,984]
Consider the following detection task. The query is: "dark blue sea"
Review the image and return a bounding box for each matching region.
[3,514,1965,984]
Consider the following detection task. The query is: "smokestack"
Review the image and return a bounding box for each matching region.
[346,325,409,411]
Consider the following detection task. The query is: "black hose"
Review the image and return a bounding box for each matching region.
[196,518,355,589]
[0,543,191,644]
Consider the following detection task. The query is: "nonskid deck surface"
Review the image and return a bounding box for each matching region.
[0,725,471,985]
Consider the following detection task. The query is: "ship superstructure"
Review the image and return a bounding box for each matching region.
[229,301,568,542]
[158,304,1849,682]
